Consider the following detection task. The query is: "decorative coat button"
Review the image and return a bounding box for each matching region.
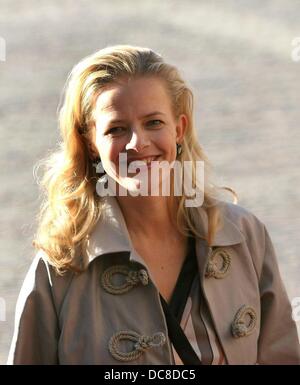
[231,305,257,338]
[205,247,231,279]
[101,265,149,295]
[108,331,166,362]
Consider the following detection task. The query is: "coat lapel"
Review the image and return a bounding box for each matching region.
[85,196,250,364]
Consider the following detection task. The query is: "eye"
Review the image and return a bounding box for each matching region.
[105,127,127,136]
[147,119,163,127]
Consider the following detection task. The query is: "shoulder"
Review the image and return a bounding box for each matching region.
[217,200,273,276]
[219,200,266,241]
[20,250,75,314]
[20,251,52,296]
[25,250,60,285]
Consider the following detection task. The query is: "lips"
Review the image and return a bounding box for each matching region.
[127,155,160,166]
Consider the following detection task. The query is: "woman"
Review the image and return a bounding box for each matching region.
[8,45,300,365]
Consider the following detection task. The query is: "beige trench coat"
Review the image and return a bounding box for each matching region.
[7,196,300,364]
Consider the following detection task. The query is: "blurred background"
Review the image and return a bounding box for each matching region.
[0,0,299,364]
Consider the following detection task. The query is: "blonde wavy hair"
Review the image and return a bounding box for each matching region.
[33,44,237,274]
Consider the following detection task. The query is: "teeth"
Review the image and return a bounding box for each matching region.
[130,156,158,164]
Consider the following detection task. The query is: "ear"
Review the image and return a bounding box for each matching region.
[175,113,188,143]
[82,127,100,160]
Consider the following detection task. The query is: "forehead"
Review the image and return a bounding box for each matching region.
[94,76,173,116]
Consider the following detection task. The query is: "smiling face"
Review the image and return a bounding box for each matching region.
[90,76,187,194]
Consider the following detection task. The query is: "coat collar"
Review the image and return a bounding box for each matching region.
[85,195,245,266]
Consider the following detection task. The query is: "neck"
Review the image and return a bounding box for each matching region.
[116,194,179,240]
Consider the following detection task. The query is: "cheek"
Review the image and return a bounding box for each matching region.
[95,135,121,163]
[95,139,120,177]
[156,130,176,157]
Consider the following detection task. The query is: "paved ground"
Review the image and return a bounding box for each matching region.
[0,0,299,363]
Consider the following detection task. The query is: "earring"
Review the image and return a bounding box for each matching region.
[92,156,101,163]
[176,143,182,157]
[92,156,105,174]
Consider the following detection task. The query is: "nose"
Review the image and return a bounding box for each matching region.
[125,129,150,152]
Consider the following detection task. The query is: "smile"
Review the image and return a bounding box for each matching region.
[127,155,160,166]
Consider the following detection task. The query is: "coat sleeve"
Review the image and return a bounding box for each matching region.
[257,225,300,364]
[7,254,60,364]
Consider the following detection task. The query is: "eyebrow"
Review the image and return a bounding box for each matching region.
[107,111,166,124]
